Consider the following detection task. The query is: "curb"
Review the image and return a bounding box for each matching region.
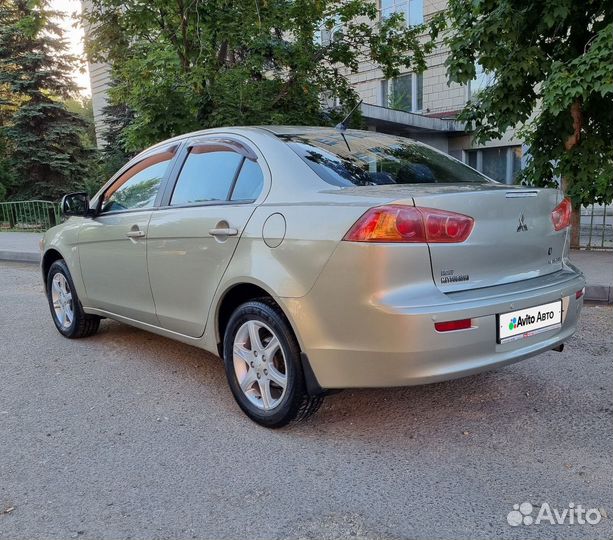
[0,250,40,264]
[585,285,612,304]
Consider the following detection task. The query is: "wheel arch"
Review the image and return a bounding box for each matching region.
[214,281,324,396]
[41,248,65,291]
[215,282,301,357]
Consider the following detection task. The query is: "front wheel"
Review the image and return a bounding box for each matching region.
[223,300,323,428]
[46,259,100,339]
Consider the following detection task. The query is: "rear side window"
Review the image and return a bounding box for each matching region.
[171,149,243,205]
[279,132,492,187]
[231,159,264,201]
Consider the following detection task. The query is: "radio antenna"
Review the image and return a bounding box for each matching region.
[335,99,362,151]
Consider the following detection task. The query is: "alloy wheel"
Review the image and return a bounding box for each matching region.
[51,272,74,329]
[233,320,288,411]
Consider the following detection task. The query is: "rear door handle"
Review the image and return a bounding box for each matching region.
[209,227,238,237]
[126,229,146,238]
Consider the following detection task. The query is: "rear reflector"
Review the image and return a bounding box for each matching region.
[576,288,585,299]
[343,205,474,243]
[434,319,472,332]
[551,198,572,231]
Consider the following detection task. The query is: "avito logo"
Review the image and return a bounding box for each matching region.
[508,310,556,331]
[507,502,602,527]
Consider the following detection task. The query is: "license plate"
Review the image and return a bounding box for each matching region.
[497,300,562,343]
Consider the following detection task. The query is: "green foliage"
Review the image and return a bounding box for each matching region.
[0,0,96,201]
[440,0,613,207]
[73,91,137,198]
[84,0,435,153]
[64,96,97,147]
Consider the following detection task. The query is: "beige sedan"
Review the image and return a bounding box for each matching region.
[41,127,585,427]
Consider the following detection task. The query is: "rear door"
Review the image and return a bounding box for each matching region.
[147,137,265,337]
[78,146,177,323]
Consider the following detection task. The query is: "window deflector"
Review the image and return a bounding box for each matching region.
[188,139,258,161]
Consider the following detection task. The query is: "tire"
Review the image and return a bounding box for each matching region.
[223,299,323,428]
[46,259,100,339]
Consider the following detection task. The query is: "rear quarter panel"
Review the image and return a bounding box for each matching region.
[207,202,371,348]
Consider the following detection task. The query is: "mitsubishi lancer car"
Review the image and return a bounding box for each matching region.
[40,126,585,427]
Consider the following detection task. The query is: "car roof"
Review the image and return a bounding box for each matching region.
[257,125,337,135]
[134,125,395,162]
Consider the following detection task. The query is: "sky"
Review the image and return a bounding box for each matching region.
[51,0,91,97]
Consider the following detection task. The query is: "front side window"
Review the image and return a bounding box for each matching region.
[380,0,424,26]
[281,131,492,187]
[101,150,174,213]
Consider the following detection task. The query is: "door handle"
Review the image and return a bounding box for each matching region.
[126,229,146,238]
[209,227,238,237]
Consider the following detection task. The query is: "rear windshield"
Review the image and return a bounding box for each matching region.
[279,131,493,187]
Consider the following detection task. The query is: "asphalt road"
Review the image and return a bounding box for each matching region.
[0,261,611,540]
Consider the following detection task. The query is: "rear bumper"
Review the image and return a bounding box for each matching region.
[282,261,585,389]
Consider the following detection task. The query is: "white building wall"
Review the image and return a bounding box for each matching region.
[89,61,112,147]
[81,0,112,148]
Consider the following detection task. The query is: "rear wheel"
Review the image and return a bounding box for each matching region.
[46,259,100,338]
[223,299,323,428]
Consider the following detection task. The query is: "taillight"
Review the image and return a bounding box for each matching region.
[551,198,572,231]
[343,205,474,243]
[576,288,585,300]
[434,319,472,332]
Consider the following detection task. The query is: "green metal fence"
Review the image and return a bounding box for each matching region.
[580,203,613,250]
[0,200,61,232]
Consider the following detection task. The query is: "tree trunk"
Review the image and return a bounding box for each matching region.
[563,99,583,249]
[570,205,581,249]
[561,175,581,249]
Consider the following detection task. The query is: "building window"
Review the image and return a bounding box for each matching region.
[317,15,342,46]
[464,146,522,184]
[380,0,424,26]
[467,62,494,100]
[382,73,423,113]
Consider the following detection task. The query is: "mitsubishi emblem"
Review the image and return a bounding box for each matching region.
[517,212,528,232]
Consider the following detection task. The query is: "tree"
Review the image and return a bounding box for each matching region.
[440,0,613,247]
[0,0,94,200]
[0,74,22,199]
[83,94,136,197]
[84,0,435,153]
[64,96,97,147]
[0,136,12,200]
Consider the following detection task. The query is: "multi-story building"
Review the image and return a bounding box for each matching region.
[348,0,524,184]
[85,0,525,184]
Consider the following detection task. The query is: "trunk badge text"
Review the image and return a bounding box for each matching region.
[441,269,470,284]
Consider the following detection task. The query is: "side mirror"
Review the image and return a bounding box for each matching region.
[61,192,92,217]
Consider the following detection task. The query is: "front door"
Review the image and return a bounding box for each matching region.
[147,140,265,337]
[78,148,176,324]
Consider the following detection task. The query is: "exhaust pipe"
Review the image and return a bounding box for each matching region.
[552,343,564,352]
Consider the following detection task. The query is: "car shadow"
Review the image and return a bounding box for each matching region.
[85,318,578,444]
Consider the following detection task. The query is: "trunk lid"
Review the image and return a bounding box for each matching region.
[406,185,567,292]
